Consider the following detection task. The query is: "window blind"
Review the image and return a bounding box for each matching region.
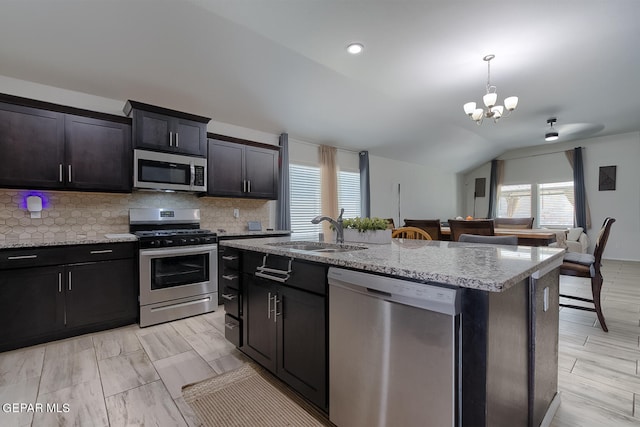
[497,184,532,218]
[289,164,322,237]
[338,170,361,219]
[538,181,574,228]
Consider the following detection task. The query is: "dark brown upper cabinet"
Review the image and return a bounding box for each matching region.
[0,95,132,192]
[124,100,210,157]
[207,135,279,200]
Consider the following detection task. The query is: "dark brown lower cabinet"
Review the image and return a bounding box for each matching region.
[242,273,327,411]
[65,259,138,328]
[0,244,138,352]
[0,266,65,346]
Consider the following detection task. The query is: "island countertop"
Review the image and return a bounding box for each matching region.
[220,236,565,292]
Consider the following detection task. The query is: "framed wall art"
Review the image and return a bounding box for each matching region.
[598,165,616,191]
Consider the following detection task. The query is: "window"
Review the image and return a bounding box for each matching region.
[538,181,574,228]
[497,184,532,218]
[289,164,321,237]
[497,181,575,228]
[289,164,361,237]
[338,170,361,219]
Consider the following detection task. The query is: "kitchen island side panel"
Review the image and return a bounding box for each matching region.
[461,278,530,427]
[486,278,529,427]
[531,268,560,427]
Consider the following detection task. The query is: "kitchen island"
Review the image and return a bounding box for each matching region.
[220,236,565,427]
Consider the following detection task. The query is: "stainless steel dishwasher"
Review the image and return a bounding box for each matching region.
[328,267,461,427]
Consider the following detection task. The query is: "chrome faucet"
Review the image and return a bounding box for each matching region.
[312,208,345,244]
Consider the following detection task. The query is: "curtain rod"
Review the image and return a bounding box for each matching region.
[289,137,360,155]
[499,146,584,162]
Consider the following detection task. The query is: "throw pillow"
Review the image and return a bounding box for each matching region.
[567,227,583,242]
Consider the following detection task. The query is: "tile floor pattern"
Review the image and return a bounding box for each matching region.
[0,260,639,426]
[0,309,244,426]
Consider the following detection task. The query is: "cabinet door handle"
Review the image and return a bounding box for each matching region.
[242,180,246,192]
[221,293,237,301]
[59,164,63,183]
[267,292,272,319]
[68,165,72,183]
[7,254,37,260]
[169,131,173,146]
[273,296,280,323]
[247,180,251,193]
[90,249,113,254]
[175,132,179,147]
[58,272,62,293]
[222,274,238,281]
[222,255,238,261]
[68,271,72,291]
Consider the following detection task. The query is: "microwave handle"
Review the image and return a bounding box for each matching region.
[190,163,195,187]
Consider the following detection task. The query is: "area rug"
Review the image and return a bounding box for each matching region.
[182,363,332,427]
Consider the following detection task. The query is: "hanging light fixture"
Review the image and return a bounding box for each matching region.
[545,118,559,141]
[463,54,518,125]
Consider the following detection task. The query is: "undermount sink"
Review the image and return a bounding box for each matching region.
[267,241,366,253]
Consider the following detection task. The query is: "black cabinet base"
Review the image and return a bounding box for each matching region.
[0,317,137,354]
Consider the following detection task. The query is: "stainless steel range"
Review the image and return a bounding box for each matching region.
[130,208,218,327]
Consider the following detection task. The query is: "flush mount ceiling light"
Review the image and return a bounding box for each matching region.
[545,118,559,142]
[463,54,518,125]
[346,43,364,55]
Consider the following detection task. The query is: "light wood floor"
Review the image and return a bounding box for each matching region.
[0,260,638,426]
[0,308,246,426]
[552,259,640,426]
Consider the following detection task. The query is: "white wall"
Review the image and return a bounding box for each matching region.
[462,131,640,261]
[460,163,491,219]
[370,155,458,225]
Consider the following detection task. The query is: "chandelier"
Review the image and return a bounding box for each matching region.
[463,54,518,124]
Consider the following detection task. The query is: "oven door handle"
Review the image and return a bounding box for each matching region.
[140,244,218,257]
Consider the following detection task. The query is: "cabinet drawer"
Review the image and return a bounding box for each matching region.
[0,246,66,269]
[64,242,136,263]
[220,271,240,289]
[224,314,242,347]
[220,247,240,271]
[243,250,327,295]
[221,286,241,317]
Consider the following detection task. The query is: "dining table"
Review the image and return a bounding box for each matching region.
[440,227,557,246]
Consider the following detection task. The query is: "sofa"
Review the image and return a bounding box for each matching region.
[549,227,589,253]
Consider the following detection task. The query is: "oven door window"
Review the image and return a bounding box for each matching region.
[150,253,209,289]
[139,159,190,185]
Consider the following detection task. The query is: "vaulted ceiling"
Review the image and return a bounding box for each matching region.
[1,0,639,172]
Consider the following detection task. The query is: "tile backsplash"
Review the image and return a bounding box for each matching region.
[0,189,272,241]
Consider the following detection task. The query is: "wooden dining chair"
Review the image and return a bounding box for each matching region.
[392,226,432,240]
[458,234,518,246]
[559,217,616,332]
[494,217,534,229]
[403,219,442,240]
[448,219,495,241]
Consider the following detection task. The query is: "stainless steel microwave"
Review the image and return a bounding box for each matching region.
[133,149,207,192]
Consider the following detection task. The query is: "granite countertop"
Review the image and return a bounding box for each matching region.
[0,230,291,250]
[217,230,291,238]
[0,234,138,250]
[220,236,566,293]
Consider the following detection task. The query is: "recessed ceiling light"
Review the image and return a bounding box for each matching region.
[347,43,364,55]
